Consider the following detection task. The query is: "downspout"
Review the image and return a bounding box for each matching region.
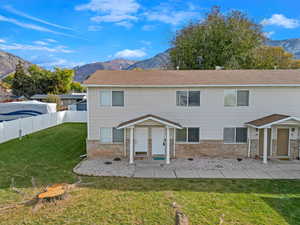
[247,127,251,158]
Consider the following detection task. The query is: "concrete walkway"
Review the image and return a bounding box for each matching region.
[74,158,300,179]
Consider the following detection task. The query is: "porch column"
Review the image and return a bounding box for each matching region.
[129,127,134,164]
[263,128,268,164]
[166,127,170,164]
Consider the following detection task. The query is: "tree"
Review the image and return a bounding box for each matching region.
[11,62,34,98]
[250,46,300,69]
[71,81,86,93]
[51,68,74,94]
[170,6,265,69]
[44,94,62,111]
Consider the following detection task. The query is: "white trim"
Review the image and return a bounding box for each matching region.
[87,89,90,140]
[84,84,300,88]
[117,116,182,129]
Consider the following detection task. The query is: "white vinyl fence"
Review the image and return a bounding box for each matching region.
[0,111,87,144]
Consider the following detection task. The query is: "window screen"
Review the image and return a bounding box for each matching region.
[236,128,248,143]
[224,89,236,107]
[113,128,124,142]
[224,128,235,143]
[188,128,200,142]
[176,91,188,106]
[188,91,200,106]
[100,128,112,143]
[100,91,111,106]
[112,91,124,106]
[237,90,249,106]
[176,128,187,142]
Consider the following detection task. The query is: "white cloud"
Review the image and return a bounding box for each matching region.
[142,25,155,31]
[88,25,102,31]
[261,14,300,29]
[0,14,75,37]
[0,39,6,43]
[116,21,133,28]
[144,2,201,26]
[263,31,275,38]
[33,41,48,46]
[3,5,74,31]
[145,10,199,26]
[114,49,146,59]
[45,39,57,43]
[0,43,74,53]
[37,58,85,69]
[75,0,139,27]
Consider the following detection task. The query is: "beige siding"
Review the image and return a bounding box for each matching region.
[87,87,300,141]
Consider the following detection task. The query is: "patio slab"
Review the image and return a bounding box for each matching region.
[74,158,300,179]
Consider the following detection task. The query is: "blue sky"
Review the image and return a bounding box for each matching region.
[0,0,299,69]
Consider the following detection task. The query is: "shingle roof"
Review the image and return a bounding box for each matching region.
[83,70,300,86]
[245,114,290,127]
[117,114,182,129]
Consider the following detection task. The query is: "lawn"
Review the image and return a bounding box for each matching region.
[0,123,300,225]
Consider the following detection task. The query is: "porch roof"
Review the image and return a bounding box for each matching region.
[245,114,300,128]
[117,114,182,129]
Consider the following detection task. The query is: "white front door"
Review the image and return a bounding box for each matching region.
[134,128,148,153]
[152,128,165,155]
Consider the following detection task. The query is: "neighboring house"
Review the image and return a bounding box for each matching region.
[83,70,300,164]
[0,82,12,102]
[68,100,87,111]
[31,93,86,107]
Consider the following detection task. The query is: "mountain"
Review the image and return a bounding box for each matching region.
[266,38,300,59]
[127,49,172,70]
[0,50,32,79]
[74,59,136,82]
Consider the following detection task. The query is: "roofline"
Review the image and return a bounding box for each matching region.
[117,116,182,129]
[245,116,300,129]
[83,84,300,88]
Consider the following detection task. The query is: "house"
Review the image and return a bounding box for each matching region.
[83,70,300,164]
[31,93,86,108]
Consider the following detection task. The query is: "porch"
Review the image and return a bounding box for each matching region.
[117,114,182,165]
[246,114,300,164]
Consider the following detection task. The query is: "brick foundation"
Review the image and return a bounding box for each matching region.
[86,140,124,158]
[175,140,248,158]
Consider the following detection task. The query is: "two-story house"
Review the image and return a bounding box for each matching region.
[83,70,300,164]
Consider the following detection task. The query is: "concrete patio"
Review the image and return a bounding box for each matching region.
[74,158,300,179]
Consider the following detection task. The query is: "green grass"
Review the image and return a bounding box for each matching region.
[0,123,300,225]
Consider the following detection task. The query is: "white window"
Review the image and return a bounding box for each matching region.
[100,90,124,107]
[100,128,112,143]
[224,89,249,107]
[223,127,248,143]
[176,128,200,143]
[176,91,200,106]
[100,128,124,143]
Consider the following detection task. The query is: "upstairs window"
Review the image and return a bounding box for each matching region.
[176,128,200,143]
[224,90,249,107]
[176,91,200,107]
[223,127,247,143]
[100,90,124,106]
